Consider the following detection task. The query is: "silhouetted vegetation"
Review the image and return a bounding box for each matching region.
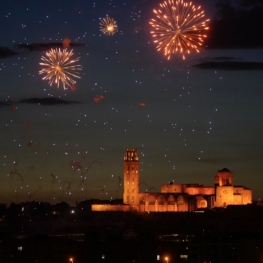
[1,201,263,262]
[206,0,263,48]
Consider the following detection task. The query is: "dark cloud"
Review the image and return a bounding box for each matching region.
[212,56,239,61]
[15,42,85,52]
[0,101,10,107]
[193,61,263,70]
[0,98,16,107]
[0,46,18,59]
[19,97,80,105]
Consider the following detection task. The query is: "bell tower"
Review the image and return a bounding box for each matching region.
[216,168,233,186]
[214,168,234,207]
[123,148,139,205]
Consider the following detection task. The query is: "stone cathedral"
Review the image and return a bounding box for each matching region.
[92,148,252,212]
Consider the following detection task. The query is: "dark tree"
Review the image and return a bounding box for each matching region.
[206,0,263,48]
[215,0,239,20]
[238,0,263,8]
[53,201,70,216]
[0,203,7,217]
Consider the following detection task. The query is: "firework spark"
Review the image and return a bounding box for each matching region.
[39,48,81,90]
[149,0,209,60]
[100,16,118,36]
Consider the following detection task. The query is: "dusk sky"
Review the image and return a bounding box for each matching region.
[1,0,263,205]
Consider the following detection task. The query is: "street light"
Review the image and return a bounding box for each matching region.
[165,256,169,263]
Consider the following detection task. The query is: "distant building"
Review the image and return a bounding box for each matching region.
[92,148,252,212]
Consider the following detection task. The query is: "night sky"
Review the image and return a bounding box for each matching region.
[1,0,263,206]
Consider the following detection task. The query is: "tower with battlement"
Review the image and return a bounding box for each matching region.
[123,148,139,206]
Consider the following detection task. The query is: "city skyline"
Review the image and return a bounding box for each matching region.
[0,0,263,205]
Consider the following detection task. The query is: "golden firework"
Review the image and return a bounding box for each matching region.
[149,0,209,60]
[39,48,81,90]
[100,16,118,36]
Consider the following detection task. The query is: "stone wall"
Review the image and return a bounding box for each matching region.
[91,204,138,212]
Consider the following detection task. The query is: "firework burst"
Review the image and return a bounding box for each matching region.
[39,48,81,90]
[149,0,209,60]
[100,16,118,36]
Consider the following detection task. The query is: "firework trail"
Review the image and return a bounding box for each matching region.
[115,176,123,198]
[79,160,103,200]
[50,173,58,194]
[61,181,72,199]
[8,170,24,201]
[139,182,158,192]
[69,160,103,201]
[25,163,42,201]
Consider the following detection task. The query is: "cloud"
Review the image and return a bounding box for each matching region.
[0,101,10,107]
[15,42,85,52]
[212,56,239,61]
[1,42,85,60]
[0,98,16,108]
[193,61,263,70]
[0,46,18,59]
[1,42,85,59]
[19,97,80,105]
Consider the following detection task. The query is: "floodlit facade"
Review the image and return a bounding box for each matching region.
[92,148,252,212]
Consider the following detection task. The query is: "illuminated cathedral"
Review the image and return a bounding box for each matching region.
[92,148,252,212]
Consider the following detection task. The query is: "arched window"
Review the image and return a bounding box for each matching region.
[158,195,165,205]
[148,195,155,205]
[177,195,184,205]
[139,197,145,205]
[177,195,185,212]
[168,195,174,205]
[199,200,207,208]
